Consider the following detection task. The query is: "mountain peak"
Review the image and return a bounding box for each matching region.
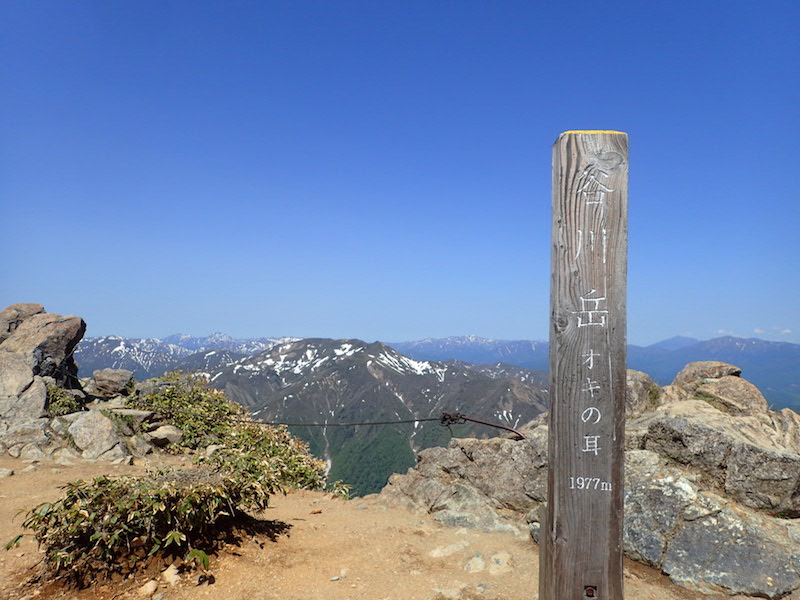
[647,336,699,351]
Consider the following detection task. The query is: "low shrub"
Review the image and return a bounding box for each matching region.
[46,385,81,417]
[127,372,243,449]
[16,373,331,585]
[21,470,229,585]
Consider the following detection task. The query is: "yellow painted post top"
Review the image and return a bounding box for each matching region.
[560,130,627,135]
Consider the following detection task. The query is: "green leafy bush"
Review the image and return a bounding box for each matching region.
[46,385,81,417]
[21,470,232,585]
[127,372,244,449]
[18,374,330,585]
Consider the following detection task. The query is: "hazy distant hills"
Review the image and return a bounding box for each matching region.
[391,336,547,368]
[390,335,800,411]
[207,338,548,495]
[629,336,800,410]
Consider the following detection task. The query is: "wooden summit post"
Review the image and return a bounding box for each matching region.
[539,131,628,600]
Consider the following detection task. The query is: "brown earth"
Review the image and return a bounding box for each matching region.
[0,455,757,600]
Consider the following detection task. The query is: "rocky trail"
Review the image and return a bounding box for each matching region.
[0,455,754,600]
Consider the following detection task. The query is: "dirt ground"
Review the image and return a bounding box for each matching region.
[0,454,753,600]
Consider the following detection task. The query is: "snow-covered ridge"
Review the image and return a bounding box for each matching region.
[229,340,368,378]
[220,340,456,384]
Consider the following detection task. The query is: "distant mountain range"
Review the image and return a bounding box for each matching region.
[73,331,800,492]
[389,335,800,411]
[76,333,800,412]
[74,334,297,379]
[206,338,549,495]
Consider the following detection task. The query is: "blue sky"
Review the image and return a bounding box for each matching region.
[2,1,798,345]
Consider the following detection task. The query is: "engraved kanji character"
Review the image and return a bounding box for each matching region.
[575,228,607,264]
[582,435,601,455]
[577,165,614,205]
[574,289,608,328]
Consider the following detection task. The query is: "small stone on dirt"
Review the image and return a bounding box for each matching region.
[488,552,513,576]
[162,563,180,586]
[464,554,485,572]
[138,579,158,596]
[429,540,470,558]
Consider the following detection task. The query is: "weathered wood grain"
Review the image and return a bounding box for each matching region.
[539,131,628,600]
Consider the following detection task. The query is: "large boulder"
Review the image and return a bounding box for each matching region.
[672,361,742,387]
[92,368,134,397]
[382,428,549,536]
[0,303,45,344]
[0,311,85,383]
[628,362,800,513]
[148,425,183,447]
[625,450,800,598]
[67,410,127,460]
[0,304,88,444]
[0,353,48,422]
[625,370,664,416]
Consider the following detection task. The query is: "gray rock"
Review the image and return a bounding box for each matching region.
[0,312,85,381]
[662,494,800,598]
[0,468,13,478]
[382,434,542,536]
[86,396,127,410]
[625,370,663,416]
[92,369,134,397]
[97,443,129,462]
[0,374,48,422]
[672,361,742,388]
[126,435,154,457]
[0,352,35,398]
[135,379,171,397]
[68,410,124,459]
[0,303,45,345]
[48,413,83,436]
[635,405,800,513]
[148,425,183,447]
[1,419,50,450]
[52,447,81,461]
[19,443,48,461]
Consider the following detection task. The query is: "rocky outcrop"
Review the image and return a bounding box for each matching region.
[381,362,800,598]
[624,450,800,597]
[92,368,135,397]
[0,309,85,384]
[0,353,47,422]
[0,304,166,463]
[0,303,45,344]
[0,304,85,424]
[67,410,126,460]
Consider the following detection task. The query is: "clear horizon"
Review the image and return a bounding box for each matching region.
[2,2,798,346]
